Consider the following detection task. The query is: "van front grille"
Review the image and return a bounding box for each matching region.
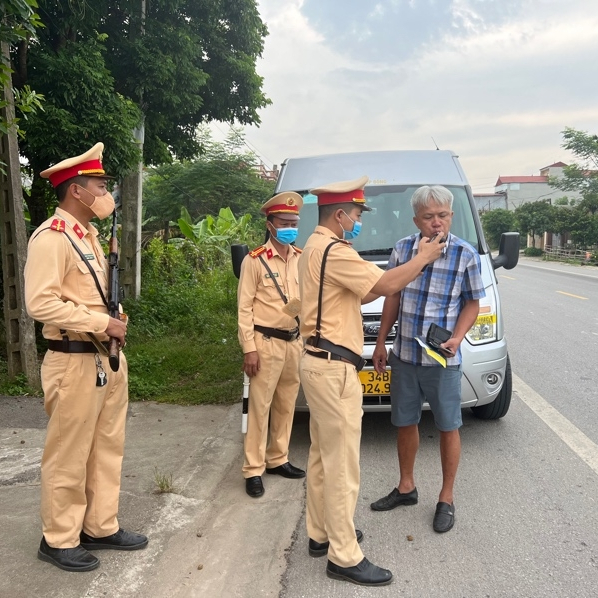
[362,315,397,345]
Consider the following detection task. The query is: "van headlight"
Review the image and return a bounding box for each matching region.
[466,295,497,345]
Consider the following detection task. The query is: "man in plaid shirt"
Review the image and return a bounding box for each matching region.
[370,185,485,533]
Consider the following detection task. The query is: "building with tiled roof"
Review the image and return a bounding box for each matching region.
[493,162,579,209]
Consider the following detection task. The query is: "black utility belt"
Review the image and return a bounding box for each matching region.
[306,350,356,366]
[306,337,366,372]
[254,325,300,342]
[48,339,109,354]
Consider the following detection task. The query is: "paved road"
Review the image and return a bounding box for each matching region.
[281,257,598,597]
[498,257,598,442]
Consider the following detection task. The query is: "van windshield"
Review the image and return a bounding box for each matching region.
[295,185,480,256]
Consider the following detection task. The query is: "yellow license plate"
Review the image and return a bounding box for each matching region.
[359,370,391,396]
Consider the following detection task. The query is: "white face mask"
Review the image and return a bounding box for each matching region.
[76,184,116,220]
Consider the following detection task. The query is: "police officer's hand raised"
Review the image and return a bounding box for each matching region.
[105,316,127,347]
[417,234,446,263]
[243,351,260,377]
[368,234,446,300]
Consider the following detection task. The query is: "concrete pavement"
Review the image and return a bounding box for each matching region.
[0,395,309,597]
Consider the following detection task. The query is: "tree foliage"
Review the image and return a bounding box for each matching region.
[23,38,139,169]
[16,0,270,164]
[480,208,515,248]
[172,206,256,271]
[561,206,598,247]
[101,0,271,164]
[142,126,275,228]
[17,35,142,225]
[0,0,42,43]
[11,0,270,226]
[547,204,573,237]
[514,201,552,247]
[0,0,44,140]
[543,127,598,247]
[550,127,598,215]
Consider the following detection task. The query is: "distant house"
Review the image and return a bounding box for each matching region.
[255,162,279,181]
[473,192,507,212]
[475,162,583,249]
[492,162,580,210]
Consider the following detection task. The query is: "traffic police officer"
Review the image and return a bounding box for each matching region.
[24,143,147,572]
[237,192,306,498]
[298,176,444,586]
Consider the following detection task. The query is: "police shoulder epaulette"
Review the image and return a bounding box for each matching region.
[49,218,85,239]
[49,218,66,233]
[249,245,267,258]
[293,246,303,254]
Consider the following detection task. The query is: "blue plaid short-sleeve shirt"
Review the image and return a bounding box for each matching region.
[388,232,486,366]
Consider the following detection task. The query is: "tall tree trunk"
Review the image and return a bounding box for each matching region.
[26,174,51,228]
[0,41,40,389]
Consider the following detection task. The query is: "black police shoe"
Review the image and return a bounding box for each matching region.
[38,536,100,572]
[245,476,265,497]
[308,529,364,557]
[80,528,148,550]
[326,557,393,586]
[265,462,306,479]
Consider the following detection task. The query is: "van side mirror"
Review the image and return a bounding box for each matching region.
[231,244,249,279]
[491,232,519,271]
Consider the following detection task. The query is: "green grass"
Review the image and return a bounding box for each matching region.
[127,333,243,404]
[153,467,178,494]
[121,241,246,405]
[0,363,41,396]
[1,243,246,405]
[0,332,244,404]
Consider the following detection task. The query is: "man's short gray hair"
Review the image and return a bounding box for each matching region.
[411,185,454,214]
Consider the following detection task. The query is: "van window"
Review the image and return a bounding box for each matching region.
[296,185,479,254]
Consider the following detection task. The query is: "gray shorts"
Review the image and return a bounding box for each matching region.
[389,351,463,431]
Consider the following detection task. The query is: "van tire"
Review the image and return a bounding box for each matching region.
[471,355,512,420]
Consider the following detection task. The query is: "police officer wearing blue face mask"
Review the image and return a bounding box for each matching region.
[237,192,306,498]
[296,175,444,587]
[339,210,363,240]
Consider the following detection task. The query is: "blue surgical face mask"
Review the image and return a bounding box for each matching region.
[341,211,362,240]
[273,227,298,245]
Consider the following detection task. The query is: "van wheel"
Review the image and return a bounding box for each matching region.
[471,355,512,420]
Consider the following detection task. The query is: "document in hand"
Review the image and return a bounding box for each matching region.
[414,337,447,368]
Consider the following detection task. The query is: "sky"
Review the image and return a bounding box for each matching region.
[218,0,598,193]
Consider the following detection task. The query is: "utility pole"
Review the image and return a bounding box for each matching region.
[120,0,146,300]
[0,41,40,389]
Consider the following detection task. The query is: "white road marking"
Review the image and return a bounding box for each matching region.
[518,261,598,280]
[514,373,598,476]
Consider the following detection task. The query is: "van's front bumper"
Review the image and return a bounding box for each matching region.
[294,338,508,413]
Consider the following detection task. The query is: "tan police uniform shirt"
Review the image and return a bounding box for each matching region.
[298,225,383,355]
[237,239,301,353]
[24,207,111,340]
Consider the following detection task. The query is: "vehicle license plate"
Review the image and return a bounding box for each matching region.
[359,370,391,396]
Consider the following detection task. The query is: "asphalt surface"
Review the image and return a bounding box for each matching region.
[498,256,598,443]
[0,395,309,597]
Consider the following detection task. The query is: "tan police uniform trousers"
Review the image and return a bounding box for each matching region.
[242,332,301,478]
[40,349,128,548]
[300,353,364,567]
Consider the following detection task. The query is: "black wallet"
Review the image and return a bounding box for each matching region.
[426,323,452,351]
